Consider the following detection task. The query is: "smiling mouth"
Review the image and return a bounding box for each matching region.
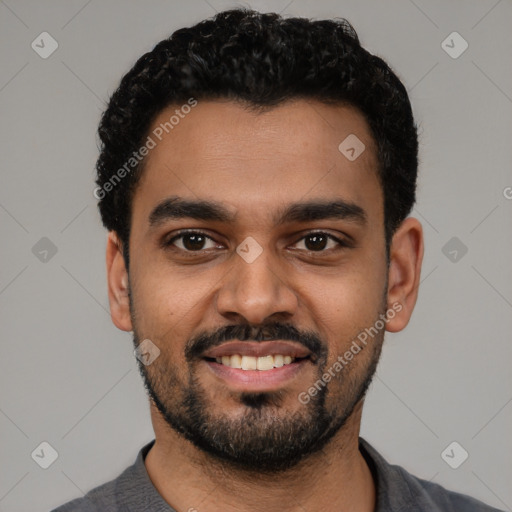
[204,354,310,371]
[202,341,314,391]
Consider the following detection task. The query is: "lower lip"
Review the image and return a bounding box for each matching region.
[204,359,310,391]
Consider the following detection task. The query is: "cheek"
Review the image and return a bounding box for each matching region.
[130,265,223,368]
[134,261,213,323]
[304,264,387,354]
[314,255,385,308]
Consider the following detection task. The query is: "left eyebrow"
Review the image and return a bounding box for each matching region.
[148,196,367,228]
[274,199,367,227]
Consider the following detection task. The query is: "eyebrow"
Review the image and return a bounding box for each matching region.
[148,196,367,228]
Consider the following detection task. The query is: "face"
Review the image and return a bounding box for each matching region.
[108,99,420,473]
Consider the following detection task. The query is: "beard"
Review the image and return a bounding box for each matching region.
[131,298,386,474]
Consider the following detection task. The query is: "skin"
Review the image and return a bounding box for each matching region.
[106,99,423,512]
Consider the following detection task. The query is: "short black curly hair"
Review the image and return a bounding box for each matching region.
[95,8,418,269]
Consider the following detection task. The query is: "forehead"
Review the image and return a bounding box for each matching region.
[131,99,382,228]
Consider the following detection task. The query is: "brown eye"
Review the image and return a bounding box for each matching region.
[167,231,217,251]
[292,232,346,252]
[304,233,328,251]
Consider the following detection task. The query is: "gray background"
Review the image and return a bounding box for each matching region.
[1,0,511,511]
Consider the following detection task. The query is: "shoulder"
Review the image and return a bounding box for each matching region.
[359,437,504,512]
[393,463,504,512]
[49,440,158,512]
[49,478,120,512]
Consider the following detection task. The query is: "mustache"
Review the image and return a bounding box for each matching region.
[185,322,325,361]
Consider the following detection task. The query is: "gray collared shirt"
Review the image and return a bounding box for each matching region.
[51,437,504,511]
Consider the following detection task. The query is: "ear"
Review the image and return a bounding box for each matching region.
[106,231,133,332]
[385,217,424,333]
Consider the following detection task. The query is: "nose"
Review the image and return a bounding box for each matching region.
[215,243,298,325]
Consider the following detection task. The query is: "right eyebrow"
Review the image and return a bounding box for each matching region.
[148,196,236,228]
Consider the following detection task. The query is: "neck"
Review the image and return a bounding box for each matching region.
[145,400,376,512]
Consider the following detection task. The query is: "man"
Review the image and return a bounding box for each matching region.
[52,8,503,512]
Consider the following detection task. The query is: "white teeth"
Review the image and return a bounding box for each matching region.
[256,355,274,371]
[241,355,257,370]
[273,354,284,367]
[214,354,297,370]
[230,354,242,368]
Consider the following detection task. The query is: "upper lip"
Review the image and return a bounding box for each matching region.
[202,341,312,359]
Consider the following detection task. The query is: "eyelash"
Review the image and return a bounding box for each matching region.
[164,229,350,255]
